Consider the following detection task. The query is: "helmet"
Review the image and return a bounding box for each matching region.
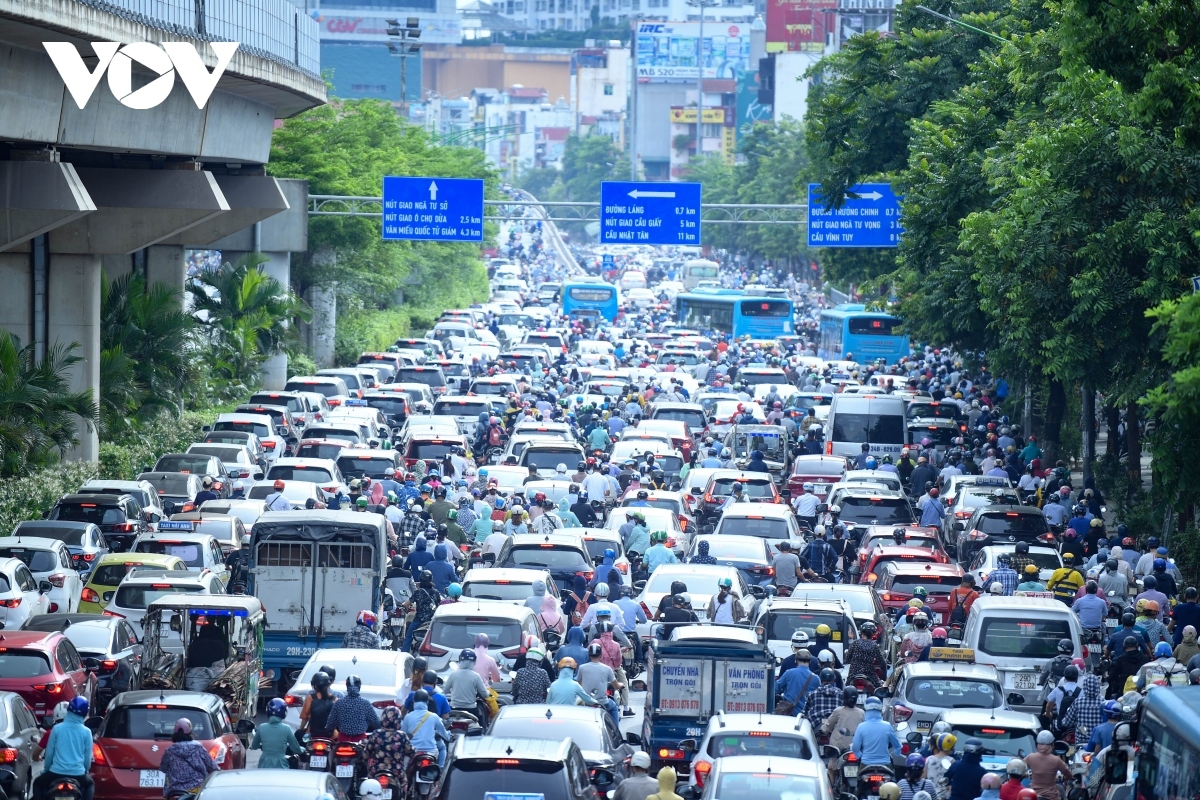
[273,479,286,491]
[860,621,878,638]
[51,701,70,724]
[356,610,378,629]
[267,698,287,719]
[1057,638,1073,654]
[447,583,462,599]
[557,656,577,670]
[963,737,985,754]
[319,665,337,681]
[1154,558,1167,571]
[1103,700,1121,718]
[913,612,929,628]
[1006,759,1026,777]
[790,630,810,647]
[989,582,1004,595]
[1144,575,1158,590]
[346,675,362,695]
[1156,641,1173,658]
[932,627,947,638]
[1036,730,1055,745]
[1015,541,1029,554]
[879,783,901,800]
[933,733,957,752]
[912,585,928,599]
[595,583,611,598]
[311,670,332,691]
[458,649,477,663]
[412,689,430,706]
[359,780,384,800]
[1018,792,1039,800]
[815,624,832,636]
[842,686,859,705]
[828,504,841,515]
[906,754,926,769]
[820,668,837,683]
[174,718,193,735]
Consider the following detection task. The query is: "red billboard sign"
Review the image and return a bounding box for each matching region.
[765,0,836,52]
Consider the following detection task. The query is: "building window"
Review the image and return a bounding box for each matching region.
[351,83,387,92]
[536,0,545,9]
[565,17,574,27]
[701,122,723,138]
[603,83,614,95]
[539,17,549,27]
[515,1,524,8]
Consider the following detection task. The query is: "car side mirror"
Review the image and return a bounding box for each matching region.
[41,716,54,731]
[1006,693,1025,706]
[253,472,264,481]
[625,732,642,746]
[202,425,211,432]
[37,581,51,594]
[140,465,152,474]
[163,501,177,516]
[905,732,923,745]
[235,718,256,735]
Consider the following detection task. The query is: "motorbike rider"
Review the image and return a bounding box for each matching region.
[925,733,957,800]
[803,668,843,730]
[37,697,93,800]
[1023,731,1072,800]
[624,512,650,555]
[343,610,382,649]
[327,675,380,742]
[443,650,492,722]
[403,570,441,653]
[159,718,220,798]
[401,690,449,767]
[298,669,338,739]
[852,696,901,767]
[644,530,678,573]
[1008,542,1035,577]
[999,760,1027,800]
[900,612,933,664]
[944,738,987,800]
[844,621,888,685]
[250,698,304,768]
[898,754,936,800]
[801,527,837,582]
[548,657,603,707]
[707,577,744,624]
[821,686,864,752]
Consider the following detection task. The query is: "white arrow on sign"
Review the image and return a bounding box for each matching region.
[851,190,883,201]
[628,189,676,199]
[429,181,439,200]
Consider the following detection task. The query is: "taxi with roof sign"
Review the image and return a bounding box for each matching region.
[879,648,1007,756]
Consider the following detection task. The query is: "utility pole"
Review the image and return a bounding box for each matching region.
[387,17,422,117]
[687,0,718,157]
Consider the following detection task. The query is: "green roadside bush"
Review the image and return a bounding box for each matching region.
[98,411,226,481]
[0,463,98,535]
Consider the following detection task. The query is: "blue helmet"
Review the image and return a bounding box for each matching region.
[448,583,462,599]
[1156,642,1173,658]
[267,698,287,719]
[1102,700,1121,718]
[67,697,89,717]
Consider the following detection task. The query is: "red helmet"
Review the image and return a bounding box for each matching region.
[1018,791,1038,800]
[273,479,286,490]
[737,403,745,412]
[586,457,597,466]
[534,492,546,502]
[356,610,378,629]
[987,422,997,430]
[1071,658,1086,670]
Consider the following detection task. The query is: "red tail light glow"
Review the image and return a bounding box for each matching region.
[92,744,106,765]
[694,760,712,786]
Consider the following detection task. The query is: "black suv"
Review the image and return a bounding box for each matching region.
[47,494,150,553]
[953,504,1051,564]
[438,736,605,800]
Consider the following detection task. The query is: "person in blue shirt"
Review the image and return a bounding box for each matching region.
[1086,701,1121,753]
[644,531,679,573]
[403,670,452,716]
[746,450,770,474]
[38,697,93,800]
[546,658,601,707]
[1068,507,1091,539]
[776,651,820,715]
[193,476,220,506]
[405,536,435,574]
[1072,581,1109,630]
[427,544,456,595]
[851,697,901,767]
[919,489,946,528]
[402,691,449,766]
[700,448,723,469]
[556,627,589,668]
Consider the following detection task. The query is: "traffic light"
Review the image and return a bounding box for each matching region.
[758,54,775,106]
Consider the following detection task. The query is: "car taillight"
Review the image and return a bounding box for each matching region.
[617,562,628,574]
[575,569,594,579]
[892,704,913,722]
[678,517,688,530]
[48,574,66,588]
[418,630,447,657]
[82,552,96,561]
[92,743,106,765]
[112,523,136,533]
[665,537,676,548]
[955,511,973,519]
[33,682,63,694]
[501,645,527,660]
[284,695,305,707]
[81,588,99,604]
[825,441,833,454]
[100,660,117,672]
[329,399,342,407]
[0,598,21,609]
[103,609,125,618]
[694,760,712,786]
[968,531,989,540]
[1037,533,1056,542]
[209,743,227,764]
[641,602,653,617]
[263,441,277,450]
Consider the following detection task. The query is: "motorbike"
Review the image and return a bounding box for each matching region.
[1081,628,1105,672]
[445,709,482,737]
[854,764,896,800]
[50,778,85,800]
[370,772,396,800]
[331,741,364,796]
[408,751,442,800]
[305,737,334,771]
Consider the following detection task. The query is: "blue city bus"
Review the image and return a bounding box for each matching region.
[1132,685,1200,800]
[818,304,908,364]
[561,279,621,323]
[674,289,795,338]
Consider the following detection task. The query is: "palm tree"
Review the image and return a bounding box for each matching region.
[100,272,196,435]
[187,254,312,386]
[0,332,99,477]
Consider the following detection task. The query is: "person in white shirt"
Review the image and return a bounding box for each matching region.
[483,528,509,558]
[792,483,819,527]
[264,480,292,511]
[581,468,611,503]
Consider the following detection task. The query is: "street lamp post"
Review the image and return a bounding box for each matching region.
[687,0,719,153]
[386,17,422,116]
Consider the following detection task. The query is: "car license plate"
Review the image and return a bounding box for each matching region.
[916,721,932,731]
[336,765,355,778]
[1012,673,1037,690]
[139,771,166,788]
[309,756,327,768]
[844,766,859,778]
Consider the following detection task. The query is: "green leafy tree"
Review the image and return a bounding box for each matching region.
[0,332,98,478]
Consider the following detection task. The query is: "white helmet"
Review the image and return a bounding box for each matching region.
[233,479,246,492]
[814,524,826,536]
[790,630,810,647]
[988,582,1004,595]
[594,583,610,598]
[359,779,384,800]
[828,504,841,514]
[52,701,70,724]
[555,463,568,474]
[818,649,834,664]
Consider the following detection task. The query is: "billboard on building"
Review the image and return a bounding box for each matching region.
[735,70,773,140]
[315,10,463,44]
[635,21,752,82]
[765,0,835,53]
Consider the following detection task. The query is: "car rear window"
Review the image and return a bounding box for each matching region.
[435,401,491,418]
[365,397,408,418]
[114,583,204,610]
[50,504,126,526]
[301,428,359,445]
[461,581,535,601]
[397,369,446,388]
[429,620,522,649]
[249,394,303,413]
[705,733,812,760]
[979,618,1071,658]
[267,465,334,484]
[490,716,604,750]
[793,459,845,477]
[696,538,766,561]
[187,446,243,463]
[91,563,148,586]
[975,514,1048,536]
[407,441,454,459]
[442,759,567,800]
[0,650,51,679]
[907,403,962,421]
[839,497,914,525]
[14,525,87,546]
[905,678,1001,709]
[213,420,270,438]
[504,545,590,570]
[710,479,774,499]
[131,542,204,568]
[654,409,705,429]
[0,548,58,572]
[523,449,582,471]
[884,575,959,593]
[103,706,212,739]
[911,426,959,447]
[763,611,845,641]
[720,517,789,540]
[295,442,344,460]
[285,381,341,398]
[337,456,393,479]
[153,455,212,474]
[738,371,788,385]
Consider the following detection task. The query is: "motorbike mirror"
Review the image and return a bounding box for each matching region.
[1007,693,1026,706]
[235,719,256,735]
[839,793,859,800]
[37,581,52,595]
[690,487,703,496]
[953,522,965,531]
[84,717,102,733]
[1104,750,1127,784]
[169,613,183,633]
[678,786,700,800]
[749,585,765,599]
[625,732,643,746]
[1052,741,1070,757]
[874,687,890,699]
[905,732,923,745]
[678,738,697,752]
[593,770,616,789]
[633,580,646,592]
[817,503,828,513]
[821,744,841,761]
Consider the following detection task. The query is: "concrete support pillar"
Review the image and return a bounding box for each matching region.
[307,284,336,368]
[100,254,132,282]
[259,250,290,389]
[0,250,32,346]
[48,253,101,462]
[146,245,186,296]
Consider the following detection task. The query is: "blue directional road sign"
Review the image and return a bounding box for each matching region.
[600,181,701,246]
[602,254,615,269]
[807,183,903,248]
[382,176,484,242]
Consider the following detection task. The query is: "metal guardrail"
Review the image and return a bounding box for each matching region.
[309,196,810,225]
[75,0,320,77]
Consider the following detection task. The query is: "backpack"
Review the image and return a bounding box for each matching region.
[1055,685,1082,731]
[949,589,977,625]
[569,592,591,626]
[488,426,503,446]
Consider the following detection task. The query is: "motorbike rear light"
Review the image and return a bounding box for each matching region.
[1082,645,1089,658]
[335,745,358,757]
[892,704,913,722]
[48,603,59,613]
[311,741,329,754]
[845,753,858,763]
[92,743,106,765]
[658,749,686,760]
[415,754,436,768]
[694,760,711,786]
[378,775,390,789]
[867,775,886,787]
[0,749,16,763]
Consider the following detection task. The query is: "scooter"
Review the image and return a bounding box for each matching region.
[855,764,896,800]
[369,771,396,800]
[409,752,442,800]
[305,737,333,771]
[49,777,84,800]
[331,741,364,797]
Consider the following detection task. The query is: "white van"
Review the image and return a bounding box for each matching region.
[825,393,908,459]
[954,596,1082,712]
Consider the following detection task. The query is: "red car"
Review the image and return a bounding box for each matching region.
[855,526,946,574]
[787,455,848,500]
[0,631,96,722]
[872,562,966,624]
[92,690,248,799]
[860,545,946,586]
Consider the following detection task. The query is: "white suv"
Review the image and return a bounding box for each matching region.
[103,568,225,637]
[683,712,821,788]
